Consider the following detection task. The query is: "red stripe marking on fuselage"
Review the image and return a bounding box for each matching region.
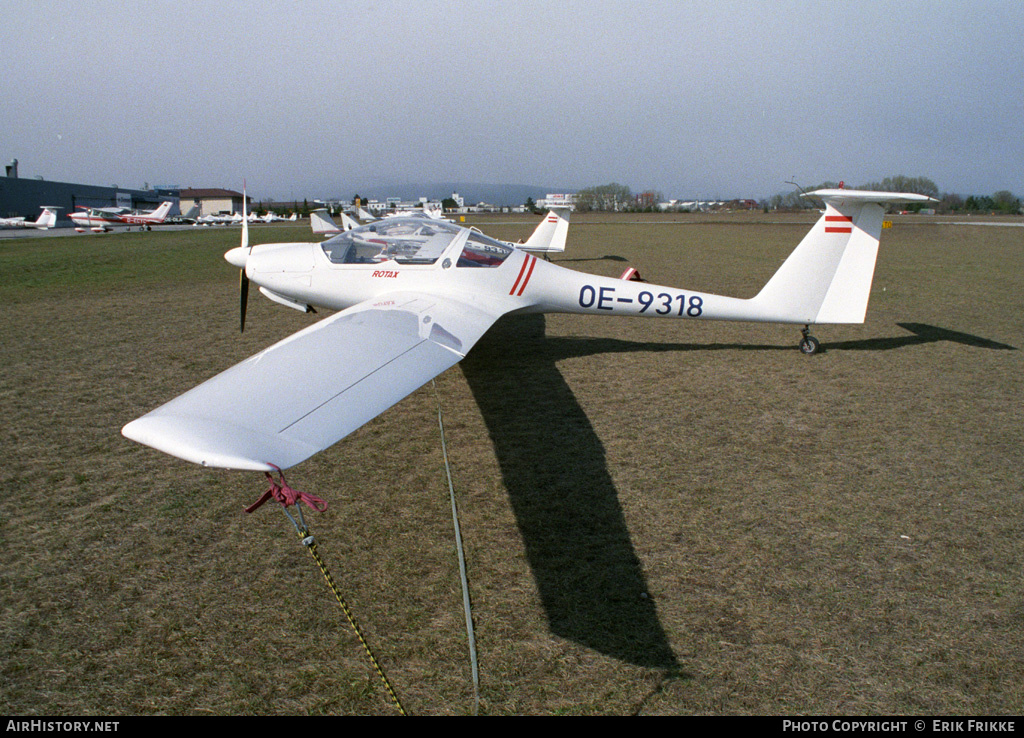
[510,254,531,295]
[516,255,537,296]
[825,227,853,233]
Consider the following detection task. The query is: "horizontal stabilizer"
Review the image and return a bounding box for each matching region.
[805,189,938,206]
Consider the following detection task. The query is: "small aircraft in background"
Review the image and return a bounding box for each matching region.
[71,201,173,232]
[70,206,128,232]
[196,212,243,226]
[119,201,173,229]
[0,206,59,230]
[505,207,571,257]
[261,211,298,223]
[123,188,934,472]
[380,203,450,221]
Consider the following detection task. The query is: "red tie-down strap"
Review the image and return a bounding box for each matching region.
[244,464,328,514]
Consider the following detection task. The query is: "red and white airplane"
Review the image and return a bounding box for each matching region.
[123,187,935,472]
[71,201,173,232]
[0,206,58,230]
[119,200,173,228]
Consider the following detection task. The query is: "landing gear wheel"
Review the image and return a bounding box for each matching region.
[799,326,820,355]
[799,335,820,355]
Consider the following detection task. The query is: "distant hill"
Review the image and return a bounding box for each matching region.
[350,182,570,207]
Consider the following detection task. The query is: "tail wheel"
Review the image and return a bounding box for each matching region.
[799,335,820,355]
[799,326,820,355]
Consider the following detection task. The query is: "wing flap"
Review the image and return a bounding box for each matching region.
[123,293,499,470]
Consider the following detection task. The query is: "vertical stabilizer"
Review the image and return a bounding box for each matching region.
[521,208,571,254]
[34,207,58,229]
[752,189,935,324]
[310,208,339,234]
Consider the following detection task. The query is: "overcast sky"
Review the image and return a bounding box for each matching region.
[2,0,1021,201]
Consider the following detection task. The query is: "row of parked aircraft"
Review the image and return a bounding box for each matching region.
[5,198,444,235]
[63,201,302,232]
[195,210,298,226]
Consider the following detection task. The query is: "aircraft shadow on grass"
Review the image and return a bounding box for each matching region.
[831,323,1017,353]
[461,313,681,671]
[458,314,1013,669]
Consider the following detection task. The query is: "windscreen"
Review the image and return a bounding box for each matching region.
[457,230,514,267]
[322,218,462,265]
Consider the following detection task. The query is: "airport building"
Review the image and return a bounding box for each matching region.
[1,159,179,226]
[178,188,249,217]
[537,193,576,210]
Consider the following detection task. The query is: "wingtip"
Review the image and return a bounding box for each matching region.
[122,415,295,472]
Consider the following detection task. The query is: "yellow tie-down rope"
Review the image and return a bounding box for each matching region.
[247,466,408,716]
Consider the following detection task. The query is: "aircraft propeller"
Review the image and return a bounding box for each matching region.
[239,268,249,332]
[238,185,251,332]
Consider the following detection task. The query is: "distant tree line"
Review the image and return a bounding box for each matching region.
[553,176,1019,215]
[571,183,666,212]
[767,175,1020,214]
[573,183,633,212]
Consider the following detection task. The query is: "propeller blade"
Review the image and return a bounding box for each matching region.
[239,181,251,333]
[239,269,249,333]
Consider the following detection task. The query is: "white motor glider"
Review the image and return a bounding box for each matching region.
[123,188,933,472]
[0,206,59,230]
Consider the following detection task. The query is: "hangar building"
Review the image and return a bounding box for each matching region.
[1,159,179,226]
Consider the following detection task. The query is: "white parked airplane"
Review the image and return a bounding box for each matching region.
[123,188,934,472]
[261,211,298,223]
[0,206,58,230]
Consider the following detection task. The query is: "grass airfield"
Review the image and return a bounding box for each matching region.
[1,213,1021,715]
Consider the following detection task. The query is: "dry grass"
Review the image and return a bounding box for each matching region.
[1,214,1021,715]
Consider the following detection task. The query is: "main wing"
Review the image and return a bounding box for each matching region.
[123,293,501,471]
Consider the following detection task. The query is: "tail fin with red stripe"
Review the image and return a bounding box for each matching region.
[751,189,936,324]
[520,207,570,254]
